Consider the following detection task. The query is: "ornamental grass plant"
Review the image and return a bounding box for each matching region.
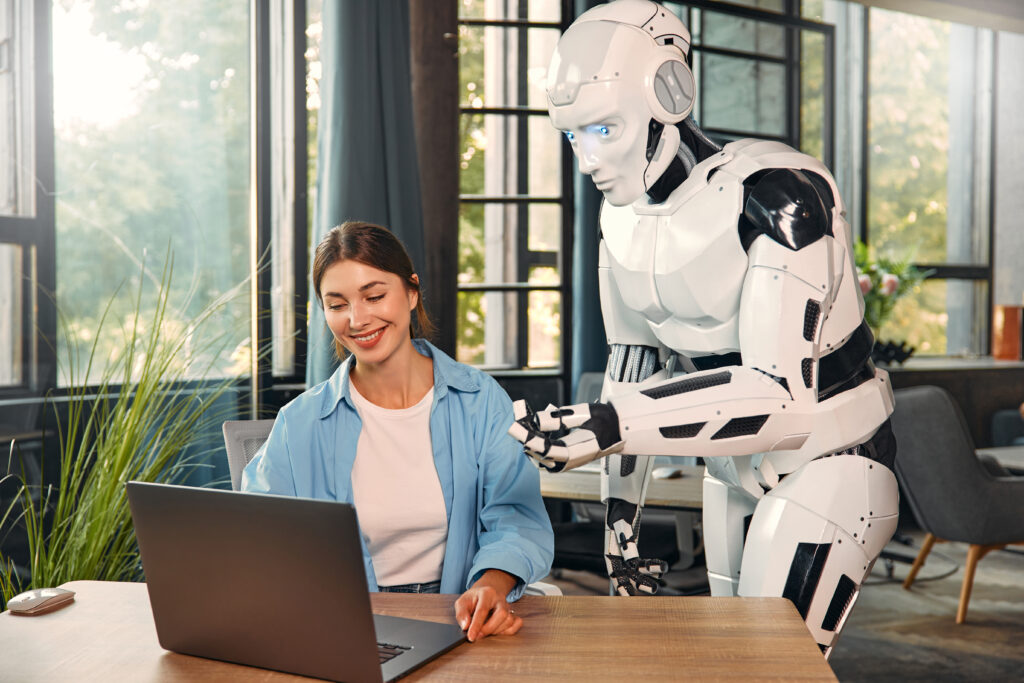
[0,254,251,609]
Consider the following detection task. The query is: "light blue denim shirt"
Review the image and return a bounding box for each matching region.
[241,339,554,600]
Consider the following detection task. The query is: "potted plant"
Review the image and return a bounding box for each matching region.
[854,240,931,364]
[0,255,250,608]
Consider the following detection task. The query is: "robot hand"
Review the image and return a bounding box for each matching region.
[508,399,625,472]
[605,498,667,596]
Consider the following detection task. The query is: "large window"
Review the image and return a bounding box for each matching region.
[803,0,997,356]
[2,2,312,412]
[51,2,252,386]
[672,0,834,167]
[457,0,572,379]
[865,8,991,355]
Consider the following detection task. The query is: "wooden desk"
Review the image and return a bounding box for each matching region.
[540,465,704,509]
[1,580,834,681]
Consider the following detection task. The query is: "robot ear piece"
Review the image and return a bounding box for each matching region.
[646,56,695,124]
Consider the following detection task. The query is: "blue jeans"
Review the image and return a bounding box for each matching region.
[378,580,441,594]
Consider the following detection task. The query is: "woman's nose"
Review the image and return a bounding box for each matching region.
[348,302,370,328]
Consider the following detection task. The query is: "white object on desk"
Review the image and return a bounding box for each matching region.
[8,587,76,616]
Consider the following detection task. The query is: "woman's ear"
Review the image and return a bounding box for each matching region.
[408,273,420,310]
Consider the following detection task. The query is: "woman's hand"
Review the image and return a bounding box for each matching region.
[453,569,522,642]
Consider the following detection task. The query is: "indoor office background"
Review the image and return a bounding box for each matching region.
[2,0,1024,679]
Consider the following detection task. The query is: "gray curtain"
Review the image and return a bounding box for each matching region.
[307,0,424,386]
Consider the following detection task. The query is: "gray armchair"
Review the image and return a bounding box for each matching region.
[889,385,1024,624]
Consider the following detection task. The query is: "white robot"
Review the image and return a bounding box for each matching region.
[508,0,898,655]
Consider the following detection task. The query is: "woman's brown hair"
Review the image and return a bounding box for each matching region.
[312,221,435,359]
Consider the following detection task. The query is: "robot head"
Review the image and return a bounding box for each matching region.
[546,0,695,206]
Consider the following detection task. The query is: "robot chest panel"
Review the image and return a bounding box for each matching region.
[602,182,749,331]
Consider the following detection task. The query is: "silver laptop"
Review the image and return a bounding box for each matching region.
[126,481,466,683]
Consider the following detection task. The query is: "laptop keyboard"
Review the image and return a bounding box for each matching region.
[378,642,411,664]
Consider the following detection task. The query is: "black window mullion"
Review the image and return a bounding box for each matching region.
[785,5,801,149]
[514,0,530,370]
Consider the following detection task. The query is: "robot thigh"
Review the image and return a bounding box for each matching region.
[736,455,898,653]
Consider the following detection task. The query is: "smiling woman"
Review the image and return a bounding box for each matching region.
[242,220,554,643]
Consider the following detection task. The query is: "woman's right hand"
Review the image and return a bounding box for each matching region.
[453,569,522,641]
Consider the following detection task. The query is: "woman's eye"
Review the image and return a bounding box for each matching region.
[368,295,384,303]
[328,302,347,311]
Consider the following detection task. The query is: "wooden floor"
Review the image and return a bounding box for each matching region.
[543,528,1024,682]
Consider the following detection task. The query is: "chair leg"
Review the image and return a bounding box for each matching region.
[903,533,937,590]
[956,543,1005,625]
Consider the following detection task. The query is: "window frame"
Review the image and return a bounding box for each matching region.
[0,0,56,402]
[673,0,836,167]
[456,2,575,392]
[1,0,312,417]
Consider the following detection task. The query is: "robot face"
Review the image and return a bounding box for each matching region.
[550,79,653,207]
[546,12,693,207]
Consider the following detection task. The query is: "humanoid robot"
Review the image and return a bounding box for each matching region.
[508,0,898,655]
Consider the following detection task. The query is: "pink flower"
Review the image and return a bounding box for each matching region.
[880,273,899,296]
[859,274,872,295]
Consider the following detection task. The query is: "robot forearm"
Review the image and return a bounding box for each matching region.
[609,365,892,461]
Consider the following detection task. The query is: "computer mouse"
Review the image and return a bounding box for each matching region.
[7,587,76,616]
[652,466,685,480]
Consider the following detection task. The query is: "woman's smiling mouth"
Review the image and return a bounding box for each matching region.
[351,326,386,348]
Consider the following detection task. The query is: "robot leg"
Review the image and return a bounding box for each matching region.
[702,470,759,597]
[737,455,898,656]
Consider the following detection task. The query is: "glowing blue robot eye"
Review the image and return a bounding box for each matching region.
[598,125,610,137]
[565,131,575,143]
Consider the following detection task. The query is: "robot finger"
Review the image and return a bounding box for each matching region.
[507,420,533,445]
[633,574,660,594]
[635,558,668,578]
[606,554,661,596]
[511,398,534,422]
[536,403,593,431]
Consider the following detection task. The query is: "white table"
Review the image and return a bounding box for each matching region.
[976,445,1024,473]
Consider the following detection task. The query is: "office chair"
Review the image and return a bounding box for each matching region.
[222,419,276,491]
[890,385,1024,623]
[220,418,561,596]
[991,407,1024,447]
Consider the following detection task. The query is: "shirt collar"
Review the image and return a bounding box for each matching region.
[318,338,480,419]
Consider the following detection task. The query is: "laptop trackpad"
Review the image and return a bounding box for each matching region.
[374,614,466,681]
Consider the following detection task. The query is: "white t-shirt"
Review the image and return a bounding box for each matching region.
[349,382,448,586]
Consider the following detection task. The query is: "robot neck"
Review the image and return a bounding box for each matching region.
[645,118,722,204]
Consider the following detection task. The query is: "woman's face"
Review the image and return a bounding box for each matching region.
[319,259,418,367]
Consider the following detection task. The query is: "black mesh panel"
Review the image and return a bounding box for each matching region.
[641,371,731,400]
[710,415,769,440]
[803,300,821,341]
[802,358,814,388]
[821,574,857,632]
[659,422,706,439]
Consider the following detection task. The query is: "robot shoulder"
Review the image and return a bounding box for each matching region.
[737,167,835,252]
